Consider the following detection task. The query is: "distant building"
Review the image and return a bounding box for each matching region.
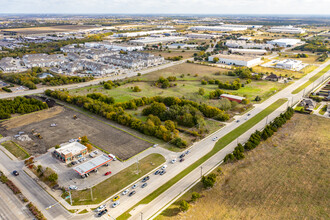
[267,39,301,47]
[229,48,267,55]
[220,94,245,103]
[225,40,274,50]
[53,142,88,163]
[130,36,187,46]
[265,73,282,81]
[185,33,218,39]
[113,29,175,38]
[267,26,306,34]
[276,59,302,70]
[208,54,262,67]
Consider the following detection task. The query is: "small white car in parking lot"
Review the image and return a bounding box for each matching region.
[112,201,120,208]
[69,185,78,190]
[122,189,129,195]
[171,159,177,164]
[96,205,105,212]
[161,165,167,170]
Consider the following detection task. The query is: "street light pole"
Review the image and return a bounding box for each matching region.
[69,190,72,206]
[137,157,139,174]
[200,166,203,178]
[140,212,143,220]
[90,187,93,201]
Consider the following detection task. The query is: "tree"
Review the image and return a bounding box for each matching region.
[213,57,219,63]
[202,173,216,188]
[104,83,112,90]
[48,173,58,183]
[133,86,141,92]
[198,88,205,96]
[164,120,176,131]
[180,200,189,212]
[191,192,201,202]
[85,143,93,152]
[80,136,89,145]
[255,96,261,102]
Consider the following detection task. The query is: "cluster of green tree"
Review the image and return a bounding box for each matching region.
[294,53,309,58]
[1,87,12,93]
[45,90,187,148]
[213,41,228,52]
[218,78,242,90]
[0,68,93,89]
[155,76,177,89]
[193,51,210,61]
[293,40,330,53]
[196,44,209,51]
[317,52,328,62]
[209,89,225,99]
[0,35,104,59]
[224,107,294,163]
[227,67,253,79]
[0,96,48,119]
[86,93,115,104]
[101,80,121,90]
[166,56,183,61]
[132,86,141,92]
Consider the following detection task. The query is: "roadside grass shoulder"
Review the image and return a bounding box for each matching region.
[70,153,165,205]
[117,98,287,220]
[1,141,30,160]
[292,64,330,94]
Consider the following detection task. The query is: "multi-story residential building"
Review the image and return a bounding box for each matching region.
[0,57,18,72]
[22,54,65,68]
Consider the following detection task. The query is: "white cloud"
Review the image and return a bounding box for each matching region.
[1,0,329,14]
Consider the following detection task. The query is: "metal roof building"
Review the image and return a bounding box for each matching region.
[73,154,113,176]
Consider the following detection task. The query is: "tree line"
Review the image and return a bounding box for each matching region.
[224,107,294,163]
[0,96,48,119]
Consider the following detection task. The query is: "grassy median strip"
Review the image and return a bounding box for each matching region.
[70,153,165,205]
[117,98,287,220]
[1,141,30,160]
[292,64,330,94]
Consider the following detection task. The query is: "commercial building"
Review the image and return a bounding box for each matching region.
[167,43,199,49]
[185,33,218,39]
[113,29,175,38]
[267,38,301,47]
[276,59,302,70]
[84,42,143,51]
[229,48,268,55]
[220,94,245,103]
[53,142,88,163]
[225,40,274,50]
[130,36,187,46]
[189,25,247,32]
[267,26,306,34]
[73,154,113,177]
[208,54,262,67]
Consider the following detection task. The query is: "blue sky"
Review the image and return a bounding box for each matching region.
[1,0,330,15]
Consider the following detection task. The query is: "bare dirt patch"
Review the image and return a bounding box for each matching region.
[0,106,151,160]
[1,25,97,35]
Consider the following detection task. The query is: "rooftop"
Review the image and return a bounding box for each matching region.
[221,94,245,101]
[56,142,87,156]
[212,54,260,61]
[73,154,113,175]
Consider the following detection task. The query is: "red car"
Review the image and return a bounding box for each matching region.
[104,171,112,176]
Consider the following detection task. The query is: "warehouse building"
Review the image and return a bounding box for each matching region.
[53,142,87,163]
[130,36,187,46]
[276,59,303,70]
[208,54,262,67]
[229,48,268,55]
[267,38,301,47]
[267,26,306,34]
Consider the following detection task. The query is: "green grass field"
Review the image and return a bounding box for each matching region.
[117,98,287,220]
[1,141,30,160]
[292,64,330,94]
[70,153,165,205]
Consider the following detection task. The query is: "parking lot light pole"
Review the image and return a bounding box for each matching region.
[140,212,143,220]
[69,190,72,205]
[90,187,93,201]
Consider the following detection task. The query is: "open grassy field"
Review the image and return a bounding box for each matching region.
[1,141,30,160]
[117,99,287,220]
[253,65,317,79]
[157,114,330,220]
[70,153,165,205]
[145,50,199,59]
[292,64,330,94]
[1,25,96,35]
[276,53,326,64]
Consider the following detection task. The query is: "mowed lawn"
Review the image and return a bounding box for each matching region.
[157,114,330,220]
[1,141,30,160]
[70,153,165,205]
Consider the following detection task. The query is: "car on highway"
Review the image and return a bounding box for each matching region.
[112,195,120,202]
[69,185,78,190]
[132,184,138,189]
[179,158,185,162]
[141,183,148,188]
[129,191,136,197]
[185,150,190,155]
[160,170,166,175]
[171,159,177,164]
[112,201,120,208]
[97,209,107,217]
[104,171,112,176]
[12,170,19,176]
[247,113,251,116]
[236,120,240,123]
[161,165,167,170]
[179,154,185,158]
[96,205,105,212]
[142,176,150,182]
[154,170,160,175]
[212,137,218,141]
[122,189,129,195]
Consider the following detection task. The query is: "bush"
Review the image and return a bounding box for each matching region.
[48,173,58,183]
[198,88,205,95]
[180,200,190,212]
[202,173,217,188]
[133,86,141,92]
[191,192,201,202]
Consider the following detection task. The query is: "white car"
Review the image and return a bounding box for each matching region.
[132,184,138,189]
[112,201,120,208]
[122,189,129,195]
[171,159,177,164]
[96,205,105,212]
[212,137,218,141]
[161,165,168,170]
[69,185,78,190]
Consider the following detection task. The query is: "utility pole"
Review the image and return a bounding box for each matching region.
[69,190,72,206]
[136,157,139,174]
[140,212,143,220]
[200,166,203,178]
[265,116,269,126]
[237,138,239,145]
[90,187,93,201]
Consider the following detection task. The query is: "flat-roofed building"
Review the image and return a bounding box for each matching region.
[230,48,267,55]
[186,33,218,39]
[267,26,306,34]
[208,54,262,67]
[130,36,187,46]
[276,59,302,70]
[73,154,113,177]
[267,38,301,47]
[53,142,87,163]
[225,40,274,50]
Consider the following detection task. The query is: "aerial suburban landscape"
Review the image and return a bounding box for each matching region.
[0,1,329,220]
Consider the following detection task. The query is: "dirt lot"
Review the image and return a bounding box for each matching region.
[1,25,96,35]
[157,114,330,220]
[0,106,151,160]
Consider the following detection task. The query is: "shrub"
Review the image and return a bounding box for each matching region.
[191,192,201,202]
[180,200,190,212]
[202,173,217,188]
